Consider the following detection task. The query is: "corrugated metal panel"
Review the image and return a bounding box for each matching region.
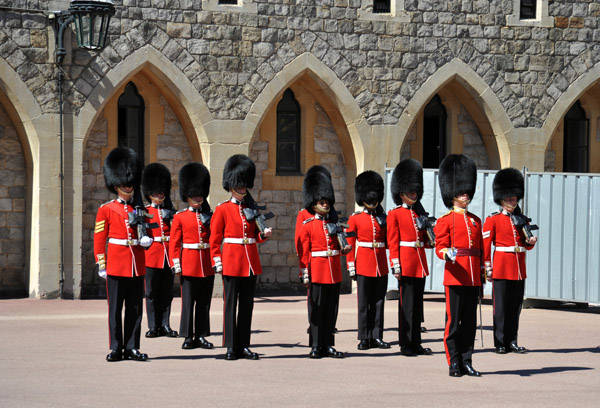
[384,168,600,304]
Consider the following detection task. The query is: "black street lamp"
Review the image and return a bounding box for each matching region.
[49,1,115,298]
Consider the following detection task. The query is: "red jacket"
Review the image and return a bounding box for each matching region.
[169,207,214,278]
[299,214,342,284]
[387,204,430,278]
[433,208,483,287]
[483,210,536,280]
[295,208,312,256]
[346,210,388,277]
[144,204,171,268]
[93,199,147,278]
[209,198,267,277]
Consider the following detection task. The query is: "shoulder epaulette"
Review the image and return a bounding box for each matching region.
[352,210,361,215]
[487,210,500,218]
[176,208,187,214]
[216,200,228,207]
[99,200,114,208]
[439,210,453,218]
[303,217,314,224]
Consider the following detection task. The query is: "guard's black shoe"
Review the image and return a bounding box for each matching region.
[182,338,196,349]
[357,340,370,350]
[400,347,416,356]
[195,337,214,349]
[106,350,122,362]
[225,348,237,361]
[495,346,508,354]
[371,338,391,349]
[449,362,462,377]
[462,363,481,377]
[241,348,259,360]
[324,346,344,358]
[159,326,178,337]
[510,343,527,353]
[124,349,148,361]
[309,347,321,359]
[145,328,159,338]
[416,345,432,355]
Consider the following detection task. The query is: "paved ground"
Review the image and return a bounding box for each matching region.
[0,293,599,407]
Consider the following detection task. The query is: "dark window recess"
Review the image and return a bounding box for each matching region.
[373,0,391,14]
[422,95,447,169]
[563,101,589,173]
[118,82,145,166]
[276,89,301,175]
[520,0,537,19]
[218,0,238,5]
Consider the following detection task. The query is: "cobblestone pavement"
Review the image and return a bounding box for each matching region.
[1,294,599,407]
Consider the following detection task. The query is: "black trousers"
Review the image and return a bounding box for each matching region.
[222,275,257,350]
[309,282,340,349]
[106,275,144,351]
[399,276,425,349]
[145,264,174,330]
[492,279,525,348]
[443,285,479,366]
[180,275,215,339]
[357,275,387,340]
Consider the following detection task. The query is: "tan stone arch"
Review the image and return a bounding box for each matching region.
[397,58,513,169]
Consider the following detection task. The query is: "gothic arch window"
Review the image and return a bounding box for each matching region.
[520,0,536,19]
[373,0,390,13]
[118,82,145,165]
[276,89,301,175]
[422,95,447,169]
[563,101,589,173]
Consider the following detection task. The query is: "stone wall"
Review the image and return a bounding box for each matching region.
[0,103,26,297]
[459,105,489,169]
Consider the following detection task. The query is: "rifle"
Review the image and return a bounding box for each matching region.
[326,216,356,254]
[242,193,274,235]
[159,195,176,227]
[413,201,436,247]
[129,189,158,243]
[510,207,539,241]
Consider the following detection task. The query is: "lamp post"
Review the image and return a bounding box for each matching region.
[50,0,115,299]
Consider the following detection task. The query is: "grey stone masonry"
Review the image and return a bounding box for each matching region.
[1,1,599,128]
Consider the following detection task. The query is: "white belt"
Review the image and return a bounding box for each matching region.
[223,237,256,245]
[154,236,170,242]
[311,250,340,257]
[357,241,385,248]
[400,241,424,248]
[108,238,139,246]
[183,243,209,250]
[495,246,525,253]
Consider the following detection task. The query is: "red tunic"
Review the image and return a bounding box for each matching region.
[387,204,431,278]
[93,199,147,278]
[209,198,267,277]
[144,204,171,268]
[483,211,536,280]
[345,210,388,277]
[295,208,312,256]
[169,208,214,278]
[433,208,483,287]
[299,215,342,284]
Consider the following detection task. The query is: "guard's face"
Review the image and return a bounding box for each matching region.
[188,196,204,209]
[117,185,134,200]
[401,191,417,205]
[501,196,518,213]
[453,193,470,209]
[232,187,247,200]
[313,199,330,216]
[150,192,165,205]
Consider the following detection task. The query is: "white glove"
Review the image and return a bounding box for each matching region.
[97,266,107,279]
[392,259,401,276]
[484,262,493,281]
[213,257,223,273]
[445,248,457,262]
[347,262,356,277]
[96,255,106,279]
[139,235,153,249]
[301,268,310,285]
[172,258,182,274]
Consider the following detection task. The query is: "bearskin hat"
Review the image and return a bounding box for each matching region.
[222,154,255,192]
[391,159,423,205]
[303,171,335,212]
[141,163,172,203]
[493,168,524,205]
[179,162,210,202]
[305,164,332,181]
[355,171,384,206]
[438,154,477,208]
[103,147,141,194]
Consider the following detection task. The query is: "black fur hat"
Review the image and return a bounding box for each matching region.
[305,164,332,181]
[179,162,210,202]
[141,163,172,203]
[438,154,477,208]
[103,147,141,194]
[493,168,524,205]
[391,159,423,205]
[303,171,335,212]
[355,171,384,206]
[222,154,255,192]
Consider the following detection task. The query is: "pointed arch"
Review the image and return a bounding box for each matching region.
[397,58,512,168]
[245,52,368,171]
